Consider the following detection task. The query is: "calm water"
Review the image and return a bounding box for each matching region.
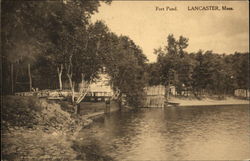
[78,105,250,160]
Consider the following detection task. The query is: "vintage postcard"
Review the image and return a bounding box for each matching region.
[1,0,249,160]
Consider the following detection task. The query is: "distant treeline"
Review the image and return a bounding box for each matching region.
[146,35,249,96]
[1,0,249,107]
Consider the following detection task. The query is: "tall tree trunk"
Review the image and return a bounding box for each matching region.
[57,64,63,90]
[11,63,14,94]
[66,54,74,104]
[67,74,74,103]
[81,73,84,92]
[15,62,19,91]
[28,64,32,91]
[59,73,62,90]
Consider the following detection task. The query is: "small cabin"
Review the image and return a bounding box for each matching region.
[84,72,113,102]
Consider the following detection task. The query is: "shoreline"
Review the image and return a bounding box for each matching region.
[169,97,249,107]
[2,95,248,160]
[2,96,122,160]
[179,103,249,107]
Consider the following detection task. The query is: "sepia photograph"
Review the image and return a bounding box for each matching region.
[1,0,249,160]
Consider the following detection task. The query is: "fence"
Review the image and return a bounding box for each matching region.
[234,89,249,99]
[142,85,166,108]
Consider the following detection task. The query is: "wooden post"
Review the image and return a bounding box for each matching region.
[28,64,32,91]
[105,98,111,113]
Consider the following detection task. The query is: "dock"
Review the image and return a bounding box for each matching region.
[165,101,180,107]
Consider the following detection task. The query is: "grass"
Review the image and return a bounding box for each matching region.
[2,96,79,134]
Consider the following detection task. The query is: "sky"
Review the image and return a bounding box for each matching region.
[91,1,249,62]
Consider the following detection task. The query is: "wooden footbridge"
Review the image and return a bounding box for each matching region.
[15,90,112,102]
[15,85,180,107]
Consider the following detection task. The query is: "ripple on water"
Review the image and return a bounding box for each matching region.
[79,106,250,160]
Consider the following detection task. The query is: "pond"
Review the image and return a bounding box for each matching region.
[77,105,249,160]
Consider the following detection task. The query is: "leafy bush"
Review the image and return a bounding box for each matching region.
[2,96,42,128]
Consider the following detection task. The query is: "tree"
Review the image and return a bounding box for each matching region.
[1,0,111,95]
[102,35,148,107]
[145,63,162,86]
[153,34,191,95]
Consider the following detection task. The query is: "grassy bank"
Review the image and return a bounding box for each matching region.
[2,96,82,135]
[1,96,116,160]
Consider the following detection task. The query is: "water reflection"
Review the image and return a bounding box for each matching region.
[79,105,249,160]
